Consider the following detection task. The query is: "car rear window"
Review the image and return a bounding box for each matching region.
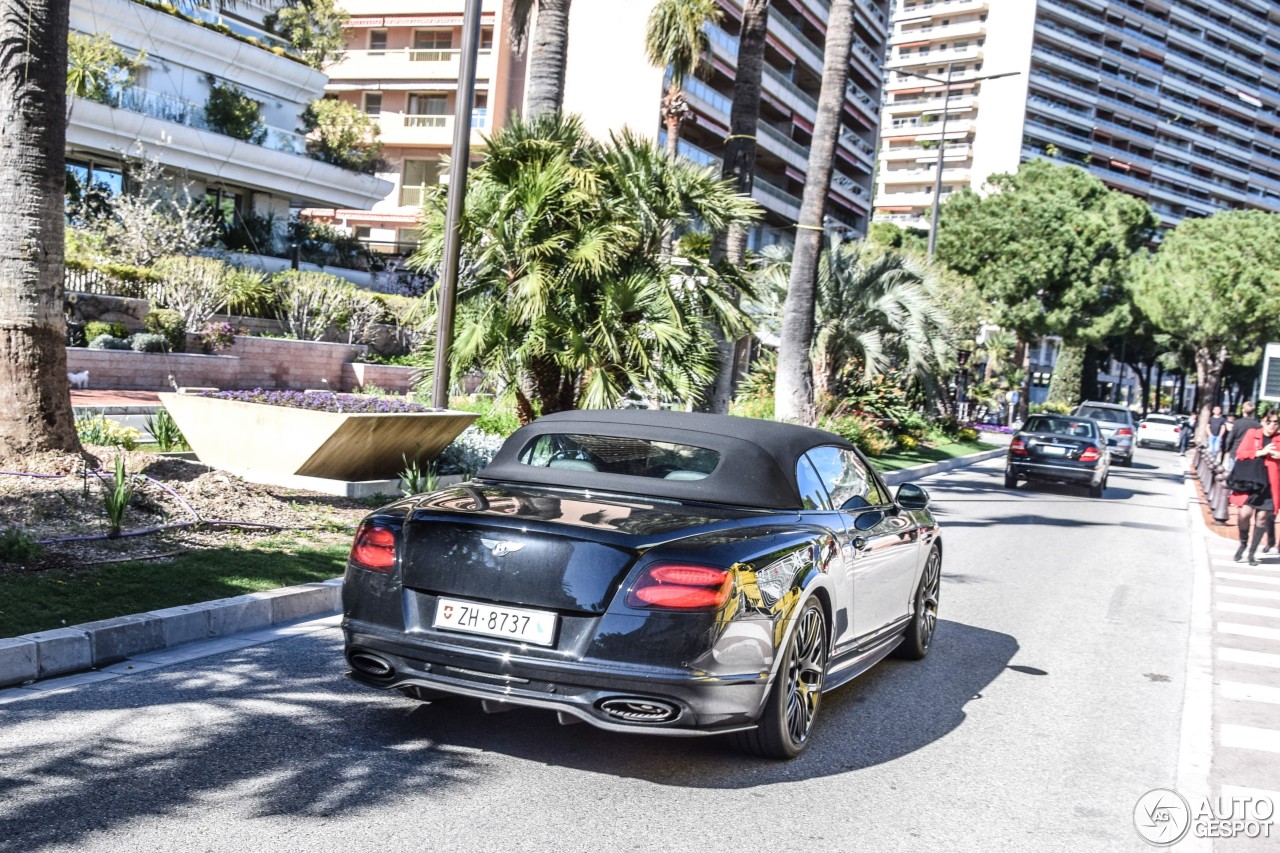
[1076,407,1130,424]
[517,433,721,480]
[1024,416,1098,438]
[1145,415,1179,425]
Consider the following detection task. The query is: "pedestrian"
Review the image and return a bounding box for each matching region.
[1228,413,1280,565]
[1208,405,1227,458]
[1179,411,1195,455]
[1224,401,1260,473]
[1220,413,1237,463]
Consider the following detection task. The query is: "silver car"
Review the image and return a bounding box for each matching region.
[1072,401,1136,466]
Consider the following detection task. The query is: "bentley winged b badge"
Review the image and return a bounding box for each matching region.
[481,539,526,557]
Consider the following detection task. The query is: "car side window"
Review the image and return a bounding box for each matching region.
[795,456,831,510]
[805,446,882,510]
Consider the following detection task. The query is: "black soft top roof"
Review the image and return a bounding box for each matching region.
[475,409,854,510]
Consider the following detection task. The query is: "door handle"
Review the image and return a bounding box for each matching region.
[851,537,868,551]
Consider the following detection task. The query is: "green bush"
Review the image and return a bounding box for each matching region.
[821,413,895,457]
[129,333,169,353]
[76,413,141,449]
[0,523,43,564]
[449,398,521,437]
[84,321,127,341]
[1030,401,1072,415]
[144,309,187,352]
[88,334,131,351]
[204,82,266,144]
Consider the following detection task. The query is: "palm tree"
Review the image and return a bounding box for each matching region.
[776,0,855,425]
[0,0,84,460]
[645,0,721,159]
[508,0,574,118]
[706,0,770,414]
[410,114,760,421]
[756,237,951,402]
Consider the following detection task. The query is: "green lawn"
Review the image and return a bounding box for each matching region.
[870,440,998,473]
[0,536,349,639]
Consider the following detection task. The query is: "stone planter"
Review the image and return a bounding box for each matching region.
[159,393,477,481]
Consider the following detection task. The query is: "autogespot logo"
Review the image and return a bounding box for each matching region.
[1134,789,1191,846]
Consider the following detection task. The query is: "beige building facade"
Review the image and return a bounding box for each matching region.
[875,0,1280,233]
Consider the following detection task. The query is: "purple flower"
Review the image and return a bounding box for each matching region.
[198,388,442,414]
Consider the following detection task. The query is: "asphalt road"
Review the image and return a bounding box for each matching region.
[0,451,1197,853]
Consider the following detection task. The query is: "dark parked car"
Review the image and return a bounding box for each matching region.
[1071,401,1136,466]
[1005,414,1111,497]
[342,410,942,759]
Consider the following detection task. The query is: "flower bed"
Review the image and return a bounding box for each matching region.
[198,388,435,414]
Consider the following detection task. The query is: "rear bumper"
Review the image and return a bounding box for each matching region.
[1008,458,1102,485]
[343,621,770,736]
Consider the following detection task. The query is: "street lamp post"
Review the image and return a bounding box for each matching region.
[890,65,1020,259]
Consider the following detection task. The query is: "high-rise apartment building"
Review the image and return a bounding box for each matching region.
[324,0,892,251]
[875,0,1280,232]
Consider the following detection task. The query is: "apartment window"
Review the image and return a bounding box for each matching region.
[401,159,443,206]
[369,29,387,53]
[412,29,453,60]
[354,226,372,241]
[481,27,494,50]
[363,92,382,116]
[406,93,448,128]
[204,188,241,225]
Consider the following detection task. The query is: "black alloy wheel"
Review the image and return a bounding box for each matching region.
[1004,468,1018,489]
[896,546,941,661]
[736,599,828,759]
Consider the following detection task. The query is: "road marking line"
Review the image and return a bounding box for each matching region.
[1218,622,1280,641]
[1221,784,1280,804]
[1219,647,1280,668]
[1217,601,1280,619]
[1217,585,1280,601]
[1215,572,1280,586]
[1220,681,1280,704]
[1212,559,1280,572]
[1221,724,1280,754]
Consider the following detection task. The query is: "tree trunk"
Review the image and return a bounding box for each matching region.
[1194,344,1227,445]
[776,0,854,426]
[525,0,572,118]
[705,0,769,415]
[0,0,83,461]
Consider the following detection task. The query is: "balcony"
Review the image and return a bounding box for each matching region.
[887,44,984,70]
[881,142,972,161]
[891,20,986,45]
[328,48,497,83]
[753,177,802,220]
[879,165,970,184]
[376,109,489,146]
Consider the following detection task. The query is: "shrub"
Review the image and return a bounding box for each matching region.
[959,426,980,442]
[144,308,187,352]
[76,413,141,449]
[1030,401,1072,415]
[149,255,234,329]
[88,334,132,351]
[144,408,187,452]
[102,455,136,537]
[436,426,504,476]
[84,321,127,341]
[199,320,236,353]
[896,434,919,452]
[449,397,521,437]
[129,332,169,353]
[0,523,43,564]
[301,98,384,174]
[821,413,894,458]
[204,82,266,144]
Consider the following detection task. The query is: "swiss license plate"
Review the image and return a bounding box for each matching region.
[1040,445,1068,456]
[434,598,558,646]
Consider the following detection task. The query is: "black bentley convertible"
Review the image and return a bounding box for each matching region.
[342,410,942,759]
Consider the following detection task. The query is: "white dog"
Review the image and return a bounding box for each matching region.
[67,370,90,389]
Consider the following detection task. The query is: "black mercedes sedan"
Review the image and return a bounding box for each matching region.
[1005,414,1110,497]
[342,410,942,759]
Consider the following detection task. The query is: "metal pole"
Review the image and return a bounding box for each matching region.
[926,62,954,260]
[432,0,483,409]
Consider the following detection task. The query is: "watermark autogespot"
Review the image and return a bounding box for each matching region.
[1134,788,1275,845]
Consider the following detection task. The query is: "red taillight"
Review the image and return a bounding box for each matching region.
[1116,428,1133,437]
[1174,426,1182,434]
[350,522,396,572]
[1139,423,1147,429]
[1010,438,1028,456]
[1080,446,1101,463]
[626,564,733,610]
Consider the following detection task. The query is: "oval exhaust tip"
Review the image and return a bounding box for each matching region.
[349,652,395,679]
[598,697,678,724]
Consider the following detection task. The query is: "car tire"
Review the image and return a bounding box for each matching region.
[1004,469,1018,489]
[1088,480,1104,499]
[735,599,828,760]
[1119,454,1133,467]
[896,546,940,661]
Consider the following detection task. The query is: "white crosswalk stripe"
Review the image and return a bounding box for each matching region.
[1216,572,1280,586]
[1219,622,1280,641]
[1220,784,1280,804]
[1221,724,1280,754]
[1212,559,1280,572]
[1217,585,1280,601]
[1217,602,1280,619]
[1219,647,1280,669]
[1220,681,1280,704]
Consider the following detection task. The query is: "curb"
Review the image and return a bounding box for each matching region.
[0,446,1005,690]
[0,578,342,689]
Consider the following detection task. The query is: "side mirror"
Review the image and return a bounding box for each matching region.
[896,483,930,510]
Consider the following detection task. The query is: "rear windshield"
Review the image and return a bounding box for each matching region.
[517,433,721,481]
[1025,416,1098,438]
[1076,406,1130,424]
[1145,415,1179,425]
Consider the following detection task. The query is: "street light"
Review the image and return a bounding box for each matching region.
[892,63,1020,258]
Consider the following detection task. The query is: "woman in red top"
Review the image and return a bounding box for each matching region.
[1231,414,1280,565]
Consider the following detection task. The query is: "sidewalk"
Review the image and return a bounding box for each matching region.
[1179,460,1280,851]
[0,442,1006,698]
